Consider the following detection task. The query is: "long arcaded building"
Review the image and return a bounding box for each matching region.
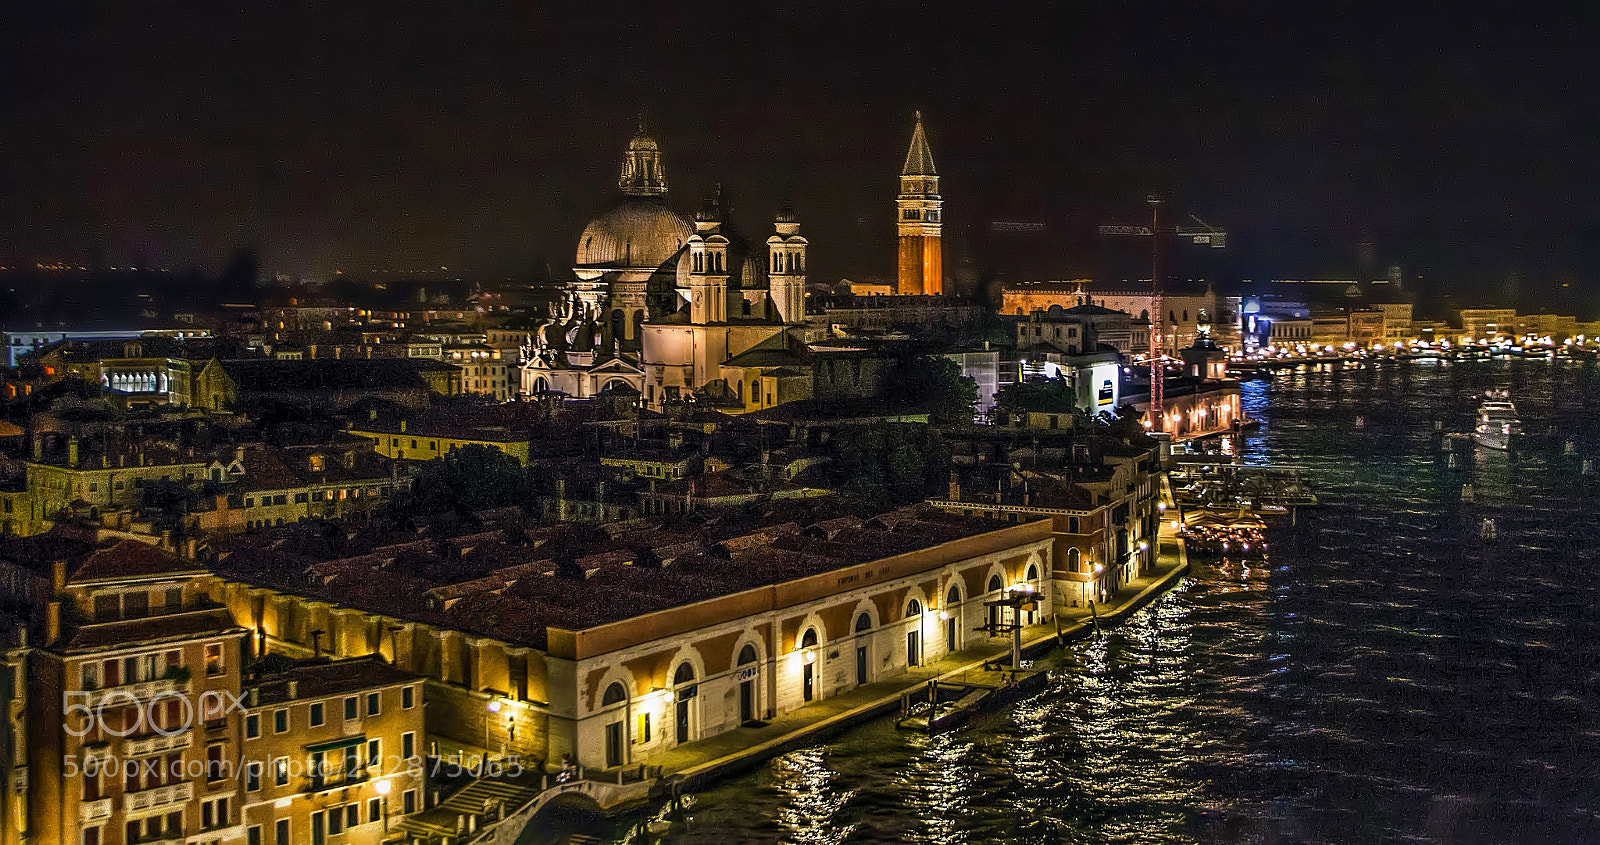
[201,504,1055,770]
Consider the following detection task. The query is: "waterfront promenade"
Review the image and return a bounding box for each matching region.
[652,510,1191,791]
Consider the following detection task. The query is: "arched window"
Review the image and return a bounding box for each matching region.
[738,644,758,665]
[602,682,626,707]
[801,628,817,649]
[987,574,1003,594]
[946,585,961,606]
[533,377,548,393]
[855,613,872,633]
[1027,563,1038,581]
[906,598,922,617]
[1068,547,1081,572]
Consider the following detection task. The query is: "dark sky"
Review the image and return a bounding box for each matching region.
[3,2,1597,304]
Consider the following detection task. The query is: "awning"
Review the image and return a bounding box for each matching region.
[304,735,366,754]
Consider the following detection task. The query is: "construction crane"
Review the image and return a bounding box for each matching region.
[1097,201,1228,433]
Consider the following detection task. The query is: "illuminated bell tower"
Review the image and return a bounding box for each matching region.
[896,111,943,295]
[767,205,807,324]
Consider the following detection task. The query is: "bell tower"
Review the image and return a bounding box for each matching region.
[686,193,729,325]
[896,111,943,295]
[767,204,807,324]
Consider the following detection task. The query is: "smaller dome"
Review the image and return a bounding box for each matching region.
[628,132,659,153]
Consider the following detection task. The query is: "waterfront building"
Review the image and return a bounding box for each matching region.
[1002,281,1217,356]
[931,431,1161,608]
[22,540,250,845]
[1458,308,1519,343]
[200,505,1056,771]
[238,657,425,845]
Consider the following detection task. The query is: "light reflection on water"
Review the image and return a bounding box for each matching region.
[619,359,1600,845]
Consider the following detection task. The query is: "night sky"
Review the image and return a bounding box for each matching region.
[3,3,1597,305]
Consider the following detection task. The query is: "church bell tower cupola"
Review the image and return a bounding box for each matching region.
[686,192,730,324]
[619,120,668,197]
[768,204,807,325]
[897,111,943,295]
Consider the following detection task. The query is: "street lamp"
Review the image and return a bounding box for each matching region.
[374,778,391,832]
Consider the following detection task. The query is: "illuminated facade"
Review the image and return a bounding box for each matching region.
[896,112,943,296]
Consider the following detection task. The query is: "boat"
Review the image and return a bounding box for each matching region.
[1473,389,1521,450]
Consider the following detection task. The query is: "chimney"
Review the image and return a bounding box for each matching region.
[234,445,245,464]
[249,688,260,707]
[286,680,298,698]
[46,601,60,644]
[52,559,67,594]
[400,420,408,434]
[67,437,78,467]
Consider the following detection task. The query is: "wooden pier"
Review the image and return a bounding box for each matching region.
[895,666,1049,734]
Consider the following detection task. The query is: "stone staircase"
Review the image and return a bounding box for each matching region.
[390,775,544,841]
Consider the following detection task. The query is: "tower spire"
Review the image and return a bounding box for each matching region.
[902,111,937,177]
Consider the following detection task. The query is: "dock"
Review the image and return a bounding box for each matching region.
[895,667,1050,734]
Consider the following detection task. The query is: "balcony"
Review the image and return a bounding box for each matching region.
[87,676,192,707]
[123,780,193,815]
[125,731,193,758]
[79,797,112,823]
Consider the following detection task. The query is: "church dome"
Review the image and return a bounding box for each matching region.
[575,198,694,269]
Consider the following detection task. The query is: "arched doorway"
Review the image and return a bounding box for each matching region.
[602,378,630,393]
[987,573,1004,634]
[800,628,818,702]
[945,584,961,651]
[906,599,923,667]
[532,376,548,394]
[672,662,697,745]
[601,682,627,768]
[736,644,759,725]
[854,613,872,686]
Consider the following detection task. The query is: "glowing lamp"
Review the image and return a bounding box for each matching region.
[375,779,392,796]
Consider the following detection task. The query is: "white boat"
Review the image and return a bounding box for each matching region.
[1473,389,1520,450]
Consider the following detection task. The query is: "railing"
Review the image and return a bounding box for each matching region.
[457,764,662,845]
[86,677,192,707]
[125,731,193,758]
[79,796,112,823]
[124,780,193,814]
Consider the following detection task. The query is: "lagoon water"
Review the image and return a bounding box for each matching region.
[587,358,1600,844]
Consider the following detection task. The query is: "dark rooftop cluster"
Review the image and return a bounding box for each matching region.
[212,501,997,648]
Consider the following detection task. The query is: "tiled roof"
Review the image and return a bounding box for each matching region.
[71,539,205,583]
[252,655,419,705]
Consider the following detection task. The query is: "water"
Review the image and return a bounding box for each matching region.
[611,358,1600,844]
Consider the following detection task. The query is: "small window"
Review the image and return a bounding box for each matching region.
[245,714,260,739]
[344,696,358,720]
[273,709,288,734]
[402,685,415,709]
[366,692,380,716]
[273,757,289,786]
[309,702,324,727]
[204,643,224,676]
[401,731,415,759]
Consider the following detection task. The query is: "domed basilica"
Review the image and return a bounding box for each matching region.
[523,124,808,409]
